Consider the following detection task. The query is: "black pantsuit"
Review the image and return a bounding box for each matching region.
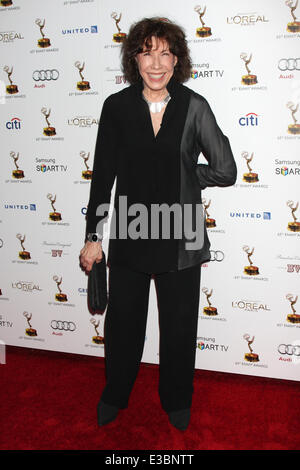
[85,76,237,416]
[101,262,201,413]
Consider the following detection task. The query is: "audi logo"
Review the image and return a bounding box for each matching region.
[278,344,300,356]
[209,250,225,262]
[50,320,76,331]
[32,69,59,81]
[278,58,300,71]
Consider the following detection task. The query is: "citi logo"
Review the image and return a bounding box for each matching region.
[239,112,259,126]
[6,117,21,130]
[78,287,88,294]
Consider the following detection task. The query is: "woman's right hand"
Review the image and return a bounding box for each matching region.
[79,241,103,273]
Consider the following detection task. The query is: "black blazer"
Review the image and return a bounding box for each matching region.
[85,76,237,274]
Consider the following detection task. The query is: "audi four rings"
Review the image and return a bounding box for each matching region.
[278,58,300,71]
[32,70,59,81]
[278,344,300,356]
[51,320,76,331]
[209,250,225,262]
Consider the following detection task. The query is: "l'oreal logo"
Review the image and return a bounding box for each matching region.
[239,112,259,126]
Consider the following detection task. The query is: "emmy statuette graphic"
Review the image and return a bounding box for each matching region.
[3,66,18,94]
[202,287,218,316]
[243,334,259,362]
[286,102,300,135]
[10,151,24,179]
[0,0,13,7]
[47,193,62,221]
[53,275,68,302]
[203,198,216,228]
[240,53,258,86]
[41,107,56,136]
[286,0,300,32]
[194,5,212,37]
[242,151,259,183]
[287,200,300,232]
[80,151,92,180]
[74,61,90,91]
[16,234,31,260]
[23,312,37,337]
[90,318,104,345]
[111,12,127,43]
[243,245,259,276]
[286,294,300,323]
[35,18,51,48]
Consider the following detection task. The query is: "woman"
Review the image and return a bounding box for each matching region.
[80,17,237,431]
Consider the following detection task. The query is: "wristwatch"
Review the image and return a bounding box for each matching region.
[86,233,103,243]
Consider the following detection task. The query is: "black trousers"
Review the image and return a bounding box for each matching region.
[100,262,201,413]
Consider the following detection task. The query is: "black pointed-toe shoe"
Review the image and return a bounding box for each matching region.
[167,408,191,431]
[97,399,119,426]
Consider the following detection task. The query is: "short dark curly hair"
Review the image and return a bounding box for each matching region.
[121,17,192,84]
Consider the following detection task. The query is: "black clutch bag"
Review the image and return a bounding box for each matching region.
[87,251,108,313]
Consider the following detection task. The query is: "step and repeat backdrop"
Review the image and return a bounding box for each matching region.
[0,0,299,381]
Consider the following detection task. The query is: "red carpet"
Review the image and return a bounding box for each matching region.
[0,346,299,450]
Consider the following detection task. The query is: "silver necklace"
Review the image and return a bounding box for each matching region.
[143,93,171,113]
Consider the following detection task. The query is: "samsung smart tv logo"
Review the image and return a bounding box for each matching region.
[239,112,259,126]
